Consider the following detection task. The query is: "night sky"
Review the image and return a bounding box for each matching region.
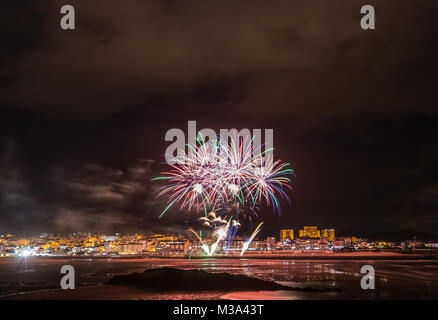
[1,1,437,236]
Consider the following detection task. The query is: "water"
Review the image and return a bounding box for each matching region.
[1,257,437,299]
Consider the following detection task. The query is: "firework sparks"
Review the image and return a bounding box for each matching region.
[188,228,210,255]
[152,135,293,219]
[240,222,264,256]
[188,219,231,256]
[153,133,293,255]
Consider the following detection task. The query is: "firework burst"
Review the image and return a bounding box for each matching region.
[152,133,294,255]
[152,134,294,219]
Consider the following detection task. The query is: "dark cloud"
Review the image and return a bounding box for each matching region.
[1,1,437,120]
[0,1,437,235]
[0,144,183,234]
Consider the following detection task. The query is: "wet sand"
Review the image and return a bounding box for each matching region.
[1,285,341,300]
[1,257,438,299]
[1,285,229,300]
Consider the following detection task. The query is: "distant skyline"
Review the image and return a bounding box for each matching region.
[2,227,438,243]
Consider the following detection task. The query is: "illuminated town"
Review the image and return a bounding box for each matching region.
[2,226,437,258]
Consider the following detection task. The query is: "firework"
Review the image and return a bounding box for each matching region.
[152,133,293,255]
[188,228,210,255]
[188,218,231,256]
[152,135,293,219]
[240,222,264,256]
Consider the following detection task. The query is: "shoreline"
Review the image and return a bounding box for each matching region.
[1,251,437,260]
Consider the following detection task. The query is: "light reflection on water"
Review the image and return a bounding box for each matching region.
[0,257,438,299]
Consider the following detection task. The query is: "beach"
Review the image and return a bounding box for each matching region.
[1,255,438,299]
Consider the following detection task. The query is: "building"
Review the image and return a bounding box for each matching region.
[295,238,323,250]
[404,240,424,249]
[299,226,320,238]
[280,229,294,242]
[321,229,335,241]
[332,239,345,250]
[168,240,190,253]
[118,242,147,255]
[266,237,276,249]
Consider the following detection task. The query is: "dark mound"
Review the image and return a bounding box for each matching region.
[106,267,293,291]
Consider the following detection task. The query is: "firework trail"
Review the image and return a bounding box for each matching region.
[188,228,210,255]
[210,218,231,255]
[188,219,232,256]
[240,222,264,256]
